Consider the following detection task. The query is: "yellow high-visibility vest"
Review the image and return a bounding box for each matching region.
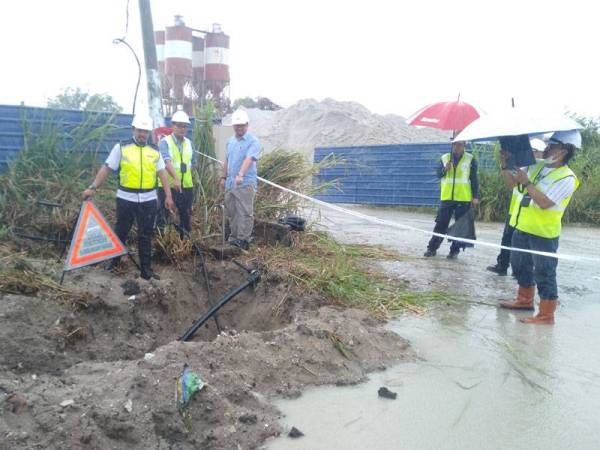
[158,135,194,188]
[440,152,473,201]
[510,162,579,238]
[119,141,160,191]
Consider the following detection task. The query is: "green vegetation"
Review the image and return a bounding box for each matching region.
[261,231,456,316]
[47,87,123,113]
[0,110,119,244]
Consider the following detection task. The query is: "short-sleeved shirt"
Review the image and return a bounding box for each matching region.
[158,135,197,166]
[225,132,261,189]
[531,166,577,206]
[105,141,165,203]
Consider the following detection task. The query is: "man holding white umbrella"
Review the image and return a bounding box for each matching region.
[499,130,580,324]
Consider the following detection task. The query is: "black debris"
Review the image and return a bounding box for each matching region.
[288,426,304,438]
[378,386,397,400]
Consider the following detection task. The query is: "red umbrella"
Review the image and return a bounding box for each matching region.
[407,99,480,133]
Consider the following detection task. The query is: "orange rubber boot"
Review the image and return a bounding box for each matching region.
[520,299,556,325]
[500,286,535,310]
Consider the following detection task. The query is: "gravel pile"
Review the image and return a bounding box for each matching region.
[224,98,450,156]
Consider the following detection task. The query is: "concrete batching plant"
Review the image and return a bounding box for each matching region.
[155,16,230,116]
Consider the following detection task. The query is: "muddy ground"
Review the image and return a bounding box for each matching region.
[0,247,414,449]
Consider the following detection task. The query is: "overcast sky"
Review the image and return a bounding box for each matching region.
[1,0,599,119]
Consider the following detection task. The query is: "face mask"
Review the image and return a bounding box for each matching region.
[543,156,558,165]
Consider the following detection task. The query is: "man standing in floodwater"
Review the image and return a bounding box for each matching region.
[424,139,479,259]
[499,130,580,325]
[82,114,174,280]
[220,109,261,251]
[486,138,547,276]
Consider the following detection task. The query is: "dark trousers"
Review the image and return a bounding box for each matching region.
[510,229,559,300]
[158,188,194,233]
[496,215,516,269]
[114,198,157,274]
[427,201,471,253]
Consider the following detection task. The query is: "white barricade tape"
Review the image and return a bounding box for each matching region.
[195,151,599,263]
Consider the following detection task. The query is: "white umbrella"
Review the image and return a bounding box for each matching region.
[454,107,582,142]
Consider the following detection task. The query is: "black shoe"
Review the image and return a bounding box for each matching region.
[140,270,160,280]
[447,251,459,260]
[486,264,508,276]
[230,239,249,251]
[423,249,436,257]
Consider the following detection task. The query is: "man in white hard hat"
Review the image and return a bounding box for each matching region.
[487,138,547,276]
[83,114,175,280]
[157,110,195,233]
[220,109,261,250]
[498,130,580,325]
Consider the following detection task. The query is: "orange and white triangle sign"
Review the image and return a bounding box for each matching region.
[64,201,127,271]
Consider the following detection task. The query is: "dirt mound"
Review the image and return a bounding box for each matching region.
[0,258,413,449]
[224,98,450,157]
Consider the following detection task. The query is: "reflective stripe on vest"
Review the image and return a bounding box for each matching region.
[440,152,473,201]
[119,142,159,191]
[510,162,579,238]
[158,135,193,188]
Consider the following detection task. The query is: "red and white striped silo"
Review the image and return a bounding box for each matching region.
[154,30,168,98]
[204,23,230,102]
[192,36,205,94]
[164,16,193,105]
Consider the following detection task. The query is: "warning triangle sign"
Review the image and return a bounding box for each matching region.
[64,201,128,271]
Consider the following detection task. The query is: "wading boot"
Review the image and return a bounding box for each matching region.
[520,299,556,325]
[499,286,535,310]
[423,249,436,257]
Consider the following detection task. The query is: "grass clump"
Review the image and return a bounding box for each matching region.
[259,231,453,316]
[0,110,119,244]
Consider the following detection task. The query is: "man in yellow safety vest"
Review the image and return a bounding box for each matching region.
[486,139,546,276]
[424,139,479,259]
[82,114,174,280]
[498,130,580,325]
[158,110,195,233]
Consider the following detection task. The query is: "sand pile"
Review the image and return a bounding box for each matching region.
[224,98,450,155]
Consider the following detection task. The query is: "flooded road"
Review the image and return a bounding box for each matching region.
[268,206,600,450]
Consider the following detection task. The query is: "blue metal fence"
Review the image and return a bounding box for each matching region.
[0,104,134,170]
[313,143,494,207]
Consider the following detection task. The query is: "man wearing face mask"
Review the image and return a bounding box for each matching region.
[82,114,174,280]
[498,130,580,325]
[486,139,546,276]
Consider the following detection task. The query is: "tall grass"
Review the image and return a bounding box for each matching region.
[0,110,119,240]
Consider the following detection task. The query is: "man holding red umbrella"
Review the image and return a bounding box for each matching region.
[424,139,479,259]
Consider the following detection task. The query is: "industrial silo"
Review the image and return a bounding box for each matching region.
[192,36,205,97]
[204,23,230,109]
[164,15,193,113]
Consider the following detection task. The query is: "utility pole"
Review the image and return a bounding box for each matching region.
[138,0,164,127]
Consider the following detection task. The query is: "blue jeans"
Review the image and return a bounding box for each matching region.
[510,230,559,300]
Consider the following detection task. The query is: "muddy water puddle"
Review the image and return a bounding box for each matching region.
[268,300,600,450]
[268,207,600,450]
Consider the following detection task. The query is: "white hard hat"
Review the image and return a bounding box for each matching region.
[171,110,190,125]
[231,109,249,125]
[529,138,546,152]
[548,129,582,149]
[131,114,153,131]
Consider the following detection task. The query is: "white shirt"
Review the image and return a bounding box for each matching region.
[526,165,576,206]
[105,142,165,203]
